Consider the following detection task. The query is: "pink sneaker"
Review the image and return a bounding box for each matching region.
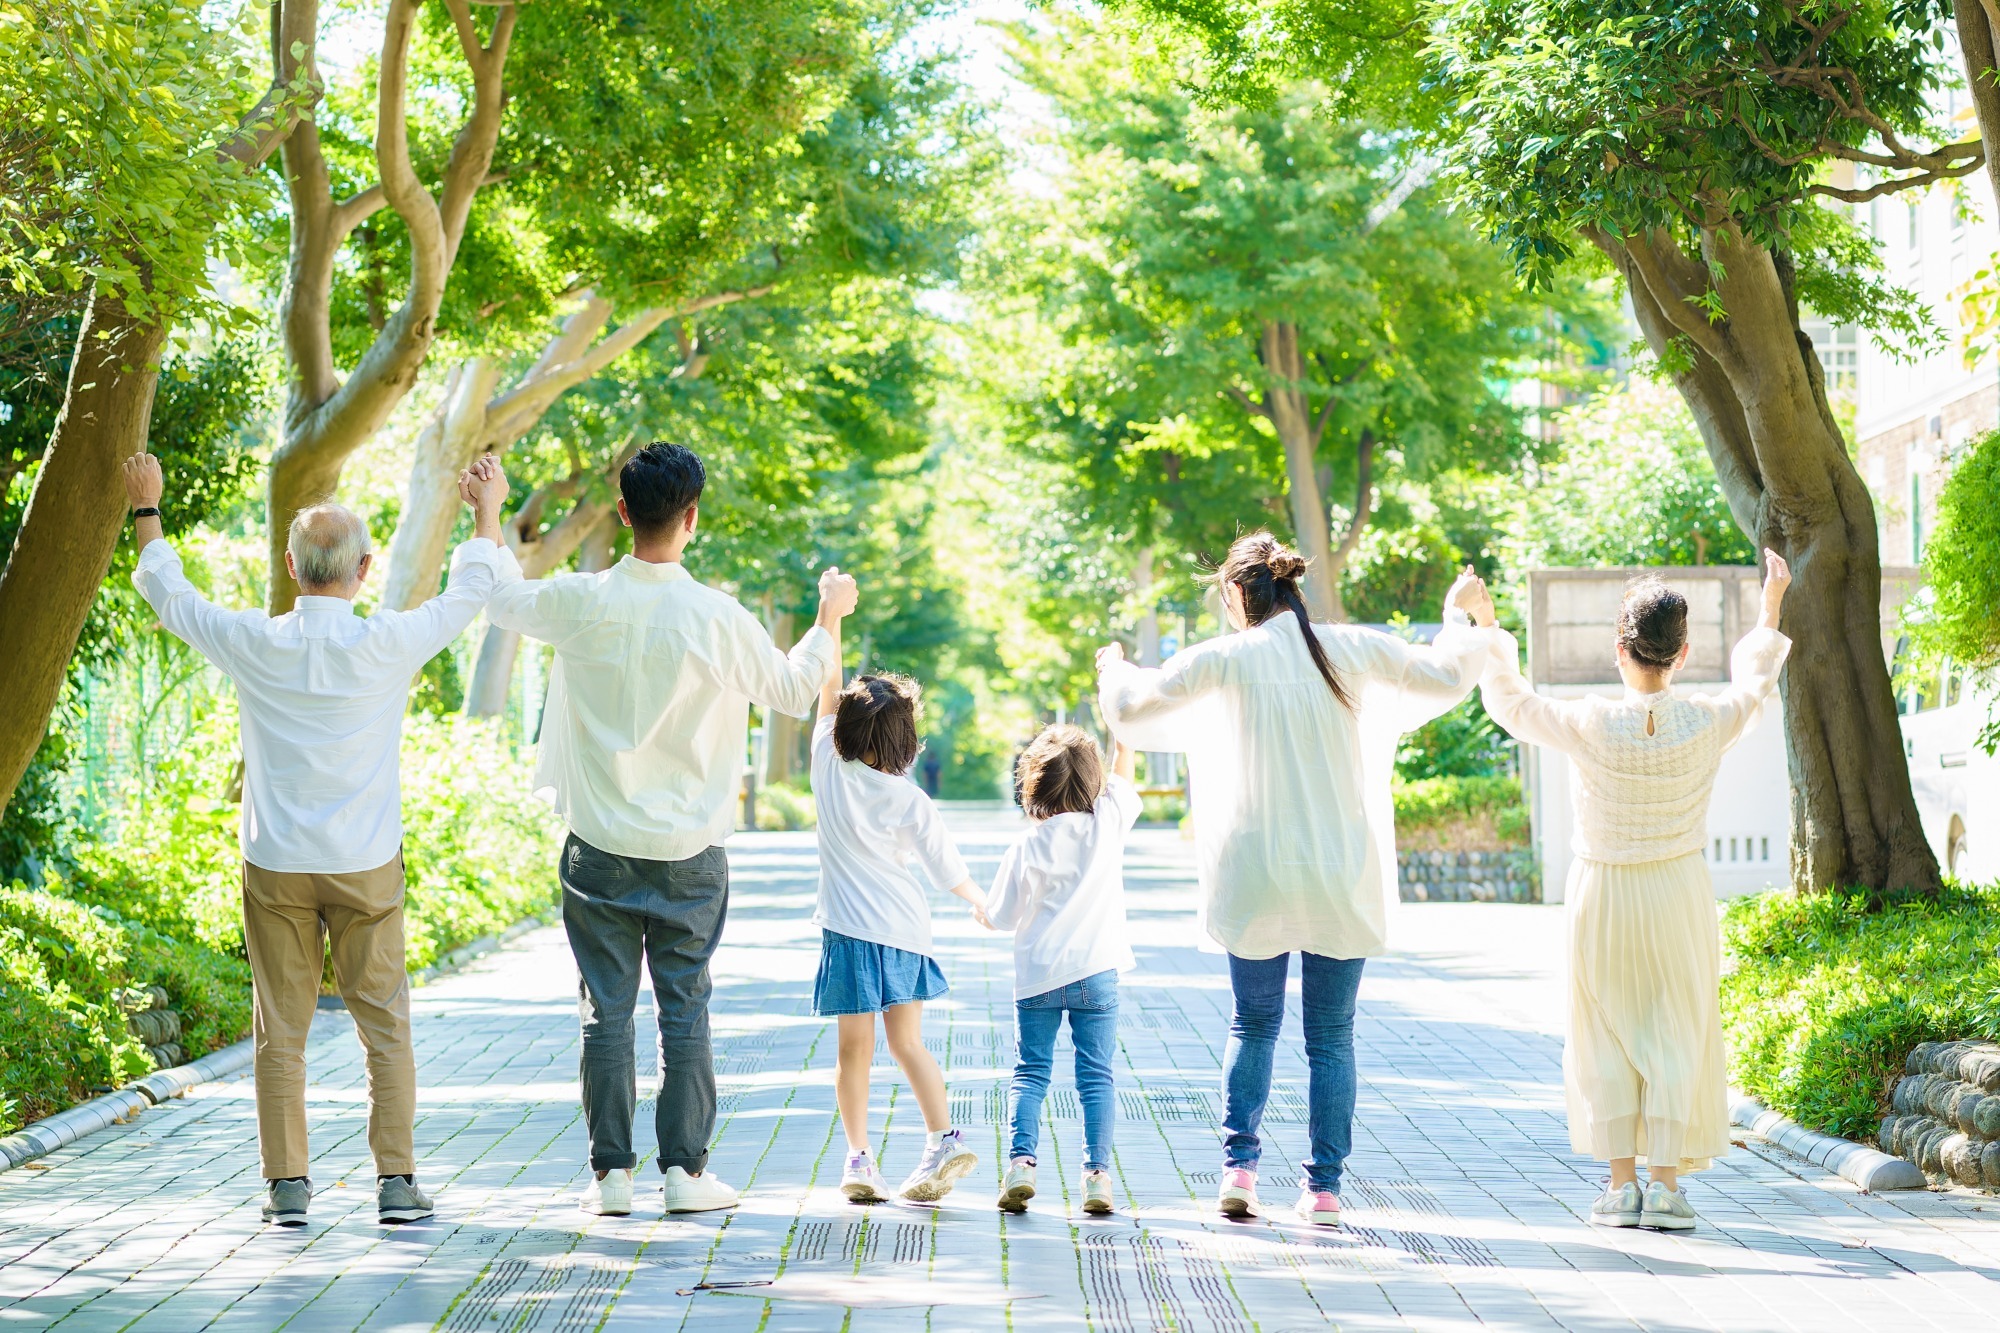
[1295,1187,1341,1226]
[1217,1167,1261,1219]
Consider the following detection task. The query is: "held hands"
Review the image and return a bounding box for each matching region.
[457,454,509,518]
[1447,564,1497,628]
[1095,641,1125,673]
[123,453,164,510]
[818,565,860,619]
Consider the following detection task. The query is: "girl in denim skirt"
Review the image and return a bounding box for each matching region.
[811,659,986,1204]
[983,726,1140,1216]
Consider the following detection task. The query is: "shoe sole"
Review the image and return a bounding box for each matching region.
[578,1202,632,1217]
[1295,1210,1340,1226]
[998,1182,1036,1213]
[262,1212,307,1227]
[1217,1193,1259,1220]
[379,1208,434,1224]
[900,1150,978,1202]
[1082,1196,1113,1216]
[1590,1213,1642,1228]
[664,1196,739,1213]
[1641,1213,1696,1231]
[842,1181,886,1204]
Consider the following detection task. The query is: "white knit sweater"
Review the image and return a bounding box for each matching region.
[1479,627,1792,865]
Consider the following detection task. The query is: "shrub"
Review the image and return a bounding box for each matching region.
[754,781,818,832]
[1392,774,1530,851]
[1721,885,2000,1140]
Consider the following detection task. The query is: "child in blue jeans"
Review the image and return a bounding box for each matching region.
[983,725,1139,1215]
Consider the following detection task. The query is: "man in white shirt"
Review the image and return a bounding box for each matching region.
[484,442,855,1217]
[125,451,512,1230]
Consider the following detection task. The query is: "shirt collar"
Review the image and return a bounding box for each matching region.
[292,595,358,617]
[616,555,690,582]
[1624,685,1673,704]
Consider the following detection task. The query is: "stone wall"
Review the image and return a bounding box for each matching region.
[115,985,183,1071]
[1397,850,1539,903]
[1878,1040,2000,1190]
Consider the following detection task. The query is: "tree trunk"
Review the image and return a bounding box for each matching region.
[1598,227,1941,895]
[1259,322,1344,620]
[0,286,168,816]
[1134,546,1161,666]
[763,606,801,785]
[379,357,502,611]
[1955,0,2000,217]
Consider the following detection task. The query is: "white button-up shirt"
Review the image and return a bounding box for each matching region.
[132,537,510,874]
[1099,613,1501,961]
[485,555,836,863]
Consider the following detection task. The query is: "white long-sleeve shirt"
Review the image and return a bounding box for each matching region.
[1098,613,1501,961]
[131,537,509,873]
[810,716,968,956]
[983,774,1141,999]
[485,556,835,862]
[1480,626,1791,865]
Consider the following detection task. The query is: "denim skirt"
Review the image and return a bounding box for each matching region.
[813,929,949,1016]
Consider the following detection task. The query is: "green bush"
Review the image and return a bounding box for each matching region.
[1392,774,1530,850]
[1721,885,2000,1140]
[754,781,818,832]
[0,884,252,1136]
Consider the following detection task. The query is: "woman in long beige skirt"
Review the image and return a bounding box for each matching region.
[1472,551,1792,1232]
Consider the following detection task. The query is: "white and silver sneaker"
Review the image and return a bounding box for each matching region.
[998,1159,1037,1214]
[1588,1180,1643,1228]
[1640,1180,1697,1231]
[661,1165,740,1213]
[580,1168,634,1217]
[841,1150,891,1204]
[899,1129,977,1202]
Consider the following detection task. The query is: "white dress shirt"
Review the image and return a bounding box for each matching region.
[810,716,969,956]
[1098,613,1501,961]
[1480,627,1791,864]
[983,774,1141,999]
[132,537,510,874]
[485,555,835,863]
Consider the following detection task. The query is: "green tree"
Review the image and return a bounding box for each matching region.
[1906,430,2000,753]
[0,0,295,821]
[1427,0,1968,895]
[997,18,1576,620]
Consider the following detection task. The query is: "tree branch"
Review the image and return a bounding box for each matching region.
[1224,384,1272,419]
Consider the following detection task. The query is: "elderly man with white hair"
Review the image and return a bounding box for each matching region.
[125,451,512,1230]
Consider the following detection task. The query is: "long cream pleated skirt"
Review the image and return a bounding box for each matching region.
[1563,850,1729,1172]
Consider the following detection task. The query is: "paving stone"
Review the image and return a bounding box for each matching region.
[4,814,2000,1330]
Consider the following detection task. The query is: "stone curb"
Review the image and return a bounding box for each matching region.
[0,910,557,1176]
[1731,1095,1926,1191]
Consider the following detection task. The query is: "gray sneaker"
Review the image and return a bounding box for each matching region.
[1588,1180,1642,1228]
[898,1130,977,1202]
[378,1176,435,1224]
[262,1178,311,1227]
[1640,1180,1697,1232]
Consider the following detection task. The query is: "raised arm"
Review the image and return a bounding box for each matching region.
[817,567,847,722]
[727,567,852,718]
[1707,549,1794,747]
[385,456,516,662]
[1346,568,1504,732]
[124,453,253,669]
[1096,640,1219,753]
[1478,629,1590,753]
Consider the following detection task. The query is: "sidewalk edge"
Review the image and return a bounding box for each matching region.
[1730,1095,1926,1191]
[0,911,558,1176]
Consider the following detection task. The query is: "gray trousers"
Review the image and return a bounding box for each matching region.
[559,833,729,1174]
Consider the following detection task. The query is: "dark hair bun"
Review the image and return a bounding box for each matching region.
[1266,548,1308,581]
[1618,578,1689,669]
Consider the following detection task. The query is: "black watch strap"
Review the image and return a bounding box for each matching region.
[132,507,161,519]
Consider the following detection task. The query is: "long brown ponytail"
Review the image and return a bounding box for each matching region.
[1215,532,1354,711]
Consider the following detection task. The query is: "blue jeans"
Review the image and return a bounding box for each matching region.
[1222,951,1365,1193]
[1009,971,1118,1171]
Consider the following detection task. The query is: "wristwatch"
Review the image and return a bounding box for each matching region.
[132,507,161,519]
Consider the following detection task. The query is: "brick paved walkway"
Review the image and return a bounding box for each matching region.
[6,810,2000,1331]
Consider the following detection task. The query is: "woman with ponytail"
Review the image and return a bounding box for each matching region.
[1096,531,1501,1226]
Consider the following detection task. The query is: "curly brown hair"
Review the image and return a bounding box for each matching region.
[1015,724,1105,820]
[832,673,923,774]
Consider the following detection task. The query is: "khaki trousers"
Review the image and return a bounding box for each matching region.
[241,854,415,1180]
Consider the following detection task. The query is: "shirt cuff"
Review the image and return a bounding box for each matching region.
[136,538,182,571]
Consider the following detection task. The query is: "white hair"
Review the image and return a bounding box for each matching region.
[287,503,370,591]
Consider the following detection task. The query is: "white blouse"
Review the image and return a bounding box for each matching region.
[984,775,1142,999]
[1479,627,1792,865]
[1098,613,1500,961]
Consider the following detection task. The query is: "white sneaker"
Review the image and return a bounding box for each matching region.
[579,1169,633,1217]
[1588,1180,1642,1228]
[841,1150,891,1204]
[1081,1169,1114,1216]
[1640,1180,1697,1231]
[1217,1167,1261,1219]
[998,1159,1037,1214]
[661,1165,740,1213]
[899,1129,978,1202]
